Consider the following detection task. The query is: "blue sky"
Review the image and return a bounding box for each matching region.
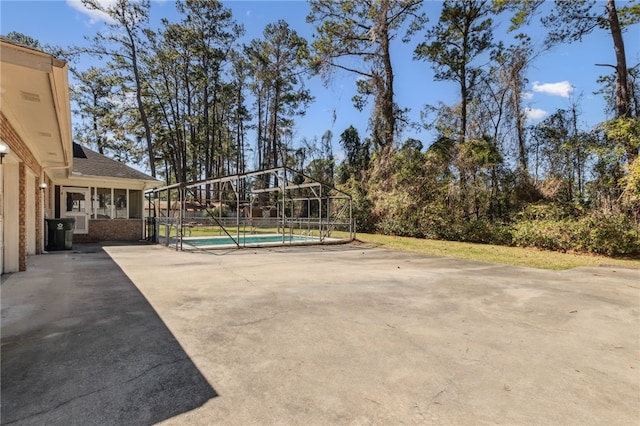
[2,0,639,168]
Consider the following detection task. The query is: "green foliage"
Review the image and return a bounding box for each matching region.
[601,117,640,163]
[71,66,139,162]
[577,214,640,256]
[207,205,230,218]
[63,0,638,260]
[414,216,512,246]
[308,0,425,149]
[414,0,494,146]
[81,0,157,175]
[511,213,640,257]
[511,219,575,252]
[5,31,41,49]
[246,19,313,173]
[339,177,376,234]
[415,0,494,82]
[618,1,640,27]
[621,156,640,208]
[374,186,427,238]
[459,135,503,171]
[305,158,334,186]
[542,0,604,45]
[491,0,545,32]
[516,202,586,221]
[337,125,370,183]
[367,143,428,237]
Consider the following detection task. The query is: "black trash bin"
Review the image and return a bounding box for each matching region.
[46,218,75,250]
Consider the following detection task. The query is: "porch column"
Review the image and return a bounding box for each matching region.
[3,162,19,273]
[36,176,42,254]
[0,154,3,274]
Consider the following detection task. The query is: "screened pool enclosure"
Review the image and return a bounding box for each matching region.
[145,167,355,250]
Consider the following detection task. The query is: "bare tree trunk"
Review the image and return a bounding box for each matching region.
[513,89,527,172]
[607,0,630,119]
[607,0,636,163]
[379,0,395,150]
[128,29,156,177]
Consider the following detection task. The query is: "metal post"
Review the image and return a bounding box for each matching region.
[178,184,184,251]
[281,169,286,244]
[350,197,354,240]
[319,185,323,241]
[308,199,311,236]
[235,177,240,244]
[167,188,171,246]
[327,196,331,239]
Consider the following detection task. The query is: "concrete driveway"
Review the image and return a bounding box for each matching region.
[2,243,639,425]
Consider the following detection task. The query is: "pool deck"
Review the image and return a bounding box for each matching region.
[2,242,639,425]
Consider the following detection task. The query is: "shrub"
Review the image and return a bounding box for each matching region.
[511,213,640,257]
[577,214,640,256]
[340,177,377,234]
[516,202,586,221]
[207,205,230,218]
[511,219,574,252]
[463,221,506,245]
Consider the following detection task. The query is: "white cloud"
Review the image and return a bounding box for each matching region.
[525,107,548,122]
[67,0,116,24]
[532,81,574,98]
[522,91,534,100]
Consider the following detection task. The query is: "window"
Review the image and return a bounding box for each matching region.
[66,191,86,212]
[129,190,142,218]
[90,187,144,219]
[95,188,112,218]
[114,189,127,218]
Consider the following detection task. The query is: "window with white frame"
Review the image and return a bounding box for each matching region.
[95,187,112,218]
[91,187,143,219]
[129,190,142,218]
[114,189,127,218]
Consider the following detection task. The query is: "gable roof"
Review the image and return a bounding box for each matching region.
[72,143,158,183]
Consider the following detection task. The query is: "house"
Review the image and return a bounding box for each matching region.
[0,37,159,274]
[58,143,159,243]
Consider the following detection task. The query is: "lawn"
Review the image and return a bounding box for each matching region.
[158,224,640,270]
[350,232,640,271]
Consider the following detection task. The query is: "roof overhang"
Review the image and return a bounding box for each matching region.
[0,39,72,179]
[57,173,161,191]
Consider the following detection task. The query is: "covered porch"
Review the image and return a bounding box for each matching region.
[53,143,159,244]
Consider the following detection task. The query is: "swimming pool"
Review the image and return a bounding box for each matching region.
[181,233,327,249]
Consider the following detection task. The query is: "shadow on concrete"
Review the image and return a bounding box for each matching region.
[1,243,217,425]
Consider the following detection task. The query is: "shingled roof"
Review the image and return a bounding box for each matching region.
[72,143,158,182]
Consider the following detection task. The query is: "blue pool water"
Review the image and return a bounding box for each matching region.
[183,234,317,247]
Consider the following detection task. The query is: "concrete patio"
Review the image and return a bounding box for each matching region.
[2,242,639,425]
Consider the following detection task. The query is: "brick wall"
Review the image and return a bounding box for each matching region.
[19,163,26,271]
[73,219,143,243]
[0,112,41,176]
[2,112,43,271]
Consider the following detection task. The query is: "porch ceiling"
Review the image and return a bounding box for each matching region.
[0,40,72,179]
